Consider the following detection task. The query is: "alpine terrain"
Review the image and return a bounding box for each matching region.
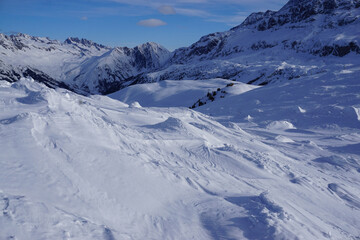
[0,0,360,239]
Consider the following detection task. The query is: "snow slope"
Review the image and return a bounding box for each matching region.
[109,78,258,108]
[1,77,359,239]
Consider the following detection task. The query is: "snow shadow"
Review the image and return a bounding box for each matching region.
[0,113,29,125]
[103,227,116,240]
[285,128,316,135]
[328,183,360,209]
[201,194,282,240]
[226,195,282,240]
[143,117,185,132]
[329,143,360,155]
[16,91,45,105]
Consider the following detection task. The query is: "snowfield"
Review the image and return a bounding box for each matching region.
[1,0,360,238]
[1,71,359,239]
[109,79,259,108]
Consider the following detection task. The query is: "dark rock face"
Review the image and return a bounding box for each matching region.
[171,33,229,63]
[64,37,109,51]
[0,34,29,51]
[251,41,277,50]
[315,42,360,56]
[22,68,65,89]
[68,42,171,94]
[133,44,161,70]
[240,0,359,31]
[0,33,61,51]
[0,68,22,83]
[0,61,72,91]
[188,38,220,56]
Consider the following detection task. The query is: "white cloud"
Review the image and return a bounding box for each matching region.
[158,5,176,15]
[137,18,167,27]
[81,16,88,20]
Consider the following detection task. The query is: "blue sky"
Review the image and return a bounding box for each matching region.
[0,0,287,50]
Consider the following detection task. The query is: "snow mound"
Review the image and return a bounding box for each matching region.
[266,121,296,130]
[129,101,142,108]
[353,107,360,121]
[145,117,185,131]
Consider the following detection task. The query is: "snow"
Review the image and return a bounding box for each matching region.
[0,1,360,239]
[1,75,360,239]
[266,121,296,130]
[109,79,248,107]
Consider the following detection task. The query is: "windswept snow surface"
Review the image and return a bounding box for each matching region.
[1,75,360,239]
[109,79,258,107]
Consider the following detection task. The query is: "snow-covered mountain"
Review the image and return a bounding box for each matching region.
[174,0,359,60]
[0,33,171,94]
[65,42,171,94]
[133,0,360,85]
[1,0,359,93]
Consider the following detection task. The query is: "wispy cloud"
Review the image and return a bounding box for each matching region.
[81,16,88,20]
[137,18,167,27]
[107,0,287,24]
[174,7,210,17]
[72,0,288,26]
[158,5,176,15]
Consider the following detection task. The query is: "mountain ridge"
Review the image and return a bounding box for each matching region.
[0,0,359,94]
[0,33,171,94]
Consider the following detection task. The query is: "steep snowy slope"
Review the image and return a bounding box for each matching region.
[1,76,360,239]
[0,34,171,94]
[66,42,171,94]
[133,0,360,85]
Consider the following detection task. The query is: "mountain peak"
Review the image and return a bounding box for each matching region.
[238,0,359,31]
[135,42,167,51]
[64,37,109,50]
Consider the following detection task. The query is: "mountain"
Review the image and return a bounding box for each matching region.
[132,0,360,85]
[0,0,359,93]
[65,42,171,94]
[0,34,171,94]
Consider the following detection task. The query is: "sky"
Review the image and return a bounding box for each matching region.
[0,0,288,50]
